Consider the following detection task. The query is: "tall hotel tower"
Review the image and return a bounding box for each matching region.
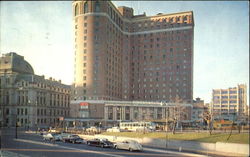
[73,1,194,103]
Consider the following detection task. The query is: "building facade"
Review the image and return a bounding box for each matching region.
[68,100,193,128]
[104,101,193,128]
[70,100,104,119]
[72,1,194,103]
[191,98,208,126]
[0,52,71,128]
[211,84,248,121]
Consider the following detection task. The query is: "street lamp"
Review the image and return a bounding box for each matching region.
[15,114,18,139]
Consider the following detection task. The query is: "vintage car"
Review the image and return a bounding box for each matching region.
[62,134,85,144]
[113,140,143,151]
[86,138,113,148]
[43,133,61,141]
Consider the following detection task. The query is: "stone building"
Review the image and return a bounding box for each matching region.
[104,101,192,123]
[0,52,70,128]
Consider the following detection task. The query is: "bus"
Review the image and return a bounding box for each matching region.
[213,120,237,130]
[119,121,156,132]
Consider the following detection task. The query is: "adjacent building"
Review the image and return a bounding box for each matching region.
[104,101,192,123]
[191,98,208,126]
[0,52,71,128]
[211,84,248,121]
[72,1,194,103]
[68,100,193,128]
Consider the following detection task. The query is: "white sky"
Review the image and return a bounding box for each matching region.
[0,1,249,103]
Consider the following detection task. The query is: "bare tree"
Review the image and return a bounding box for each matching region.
[227,106,236,140]
[203,111,213,135]
[170,95,185,134]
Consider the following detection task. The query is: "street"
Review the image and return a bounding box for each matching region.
[0,128,206,157]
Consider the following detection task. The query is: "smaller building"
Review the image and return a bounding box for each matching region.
[69,100,193,128]
[211,84,248,122]
[191,98,208,126]
[104,101,193,128]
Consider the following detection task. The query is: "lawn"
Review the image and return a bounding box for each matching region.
[101,132,249,144]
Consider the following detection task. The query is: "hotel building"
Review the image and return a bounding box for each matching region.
[0,52,71,128]
[211,84,248,121]
[73,1,194,103]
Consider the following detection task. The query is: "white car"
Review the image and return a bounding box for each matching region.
[43,133,60,141]
[114,140,143,151]
[106,127,120,132]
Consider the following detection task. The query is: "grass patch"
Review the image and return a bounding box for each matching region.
[101,132,249,144]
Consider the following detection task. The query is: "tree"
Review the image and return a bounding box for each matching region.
[203,111,213,135]
[170,95,185,134]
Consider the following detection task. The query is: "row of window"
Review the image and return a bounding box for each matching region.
[37,108,68,116]
[74,1,101,16]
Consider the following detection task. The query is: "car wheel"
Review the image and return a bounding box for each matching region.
[129,148,133,152]
[72,140,75,144]
[101,144,104,148]
[114,145,118,149]
[87,142,90,145]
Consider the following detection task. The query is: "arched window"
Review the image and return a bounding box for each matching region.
[95,1,100,12]
[84,2,88,14]
[75,4,79,16]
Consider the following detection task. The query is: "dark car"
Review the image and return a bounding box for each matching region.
[63,134,85,144]
[86,138,113,148]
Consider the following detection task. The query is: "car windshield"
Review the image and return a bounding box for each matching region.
[71,135,80,138]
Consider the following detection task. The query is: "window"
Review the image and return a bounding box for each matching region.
[95,1,100,12]
[75,4,79,16]
[84,2,88,14]
[183,16,187,21]
[221,91,228,94]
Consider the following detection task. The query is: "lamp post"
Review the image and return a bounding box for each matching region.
[15,114,18,139]
[165,118,168,148]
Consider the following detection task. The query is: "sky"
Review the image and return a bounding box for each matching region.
[0,1,249,103]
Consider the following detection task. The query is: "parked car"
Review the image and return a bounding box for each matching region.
[86,138,113,148]
[58,133,70,141]
[106,127,120,132]
[63,134,85,144]
[43,133,60,141]
[113,140,143,152]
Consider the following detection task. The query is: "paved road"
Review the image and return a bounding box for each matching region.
[0,128,206,157]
